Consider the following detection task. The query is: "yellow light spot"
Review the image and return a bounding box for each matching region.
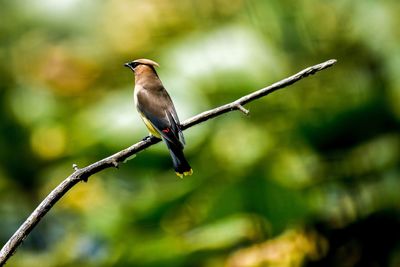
[31,124,66,159]
[59,177,105,212]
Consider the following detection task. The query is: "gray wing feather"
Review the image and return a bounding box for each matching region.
[136,87,185,147]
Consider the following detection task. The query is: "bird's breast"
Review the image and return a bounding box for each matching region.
[133,85,141,107]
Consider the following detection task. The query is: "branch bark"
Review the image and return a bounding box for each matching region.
[0,59,336,266]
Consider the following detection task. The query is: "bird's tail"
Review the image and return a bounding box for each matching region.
[165,141,193,178]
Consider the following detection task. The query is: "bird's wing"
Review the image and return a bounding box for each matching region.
[136,88,185,148]
[166,100,185,145]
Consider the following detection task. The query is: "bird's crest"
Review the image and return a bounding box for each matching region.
[133,58,160,68]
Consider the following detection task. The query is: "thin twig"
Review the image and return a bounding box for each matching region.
[0,59,336,266]
[235,104,250,115]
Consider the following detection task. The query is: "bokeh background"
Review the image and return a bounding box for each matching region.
[1,0,400,266]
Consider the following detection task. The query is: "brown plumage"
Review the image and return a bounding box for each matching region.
[124,59,192,177]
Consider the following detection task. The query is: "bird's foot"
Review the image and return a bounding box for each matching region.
[142,135,151,141]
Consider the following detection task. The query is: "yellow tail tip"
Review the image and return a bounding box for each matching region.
[175,169,193,178]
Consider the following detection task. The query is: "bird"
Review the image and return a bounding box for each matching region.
[124,58,193,178]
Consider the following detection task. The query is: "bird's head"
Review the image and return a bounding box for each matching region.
[124,58,160,73]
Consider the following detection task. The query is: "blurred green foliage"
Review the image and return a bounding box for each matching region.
[1,0,400,266]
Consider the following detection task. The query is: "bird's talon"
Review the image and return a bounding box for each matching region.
[142,136,151,141]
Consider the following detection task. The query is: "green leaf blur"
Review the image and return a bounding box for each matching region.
[0,1,399,266]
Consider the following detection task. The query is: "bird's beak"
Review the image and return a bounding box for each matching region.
[124,62,134,70]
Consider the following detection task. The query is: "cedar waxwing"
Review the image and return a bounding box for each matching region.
[124,59,193,178]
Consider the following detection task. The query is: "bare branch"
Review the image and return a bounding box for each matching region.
[235,104,250,115]
[0,59,336,265]
[72,164,79,171]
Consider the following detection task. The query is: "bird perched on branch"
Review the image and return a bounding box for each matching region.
[125,59,193,178]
